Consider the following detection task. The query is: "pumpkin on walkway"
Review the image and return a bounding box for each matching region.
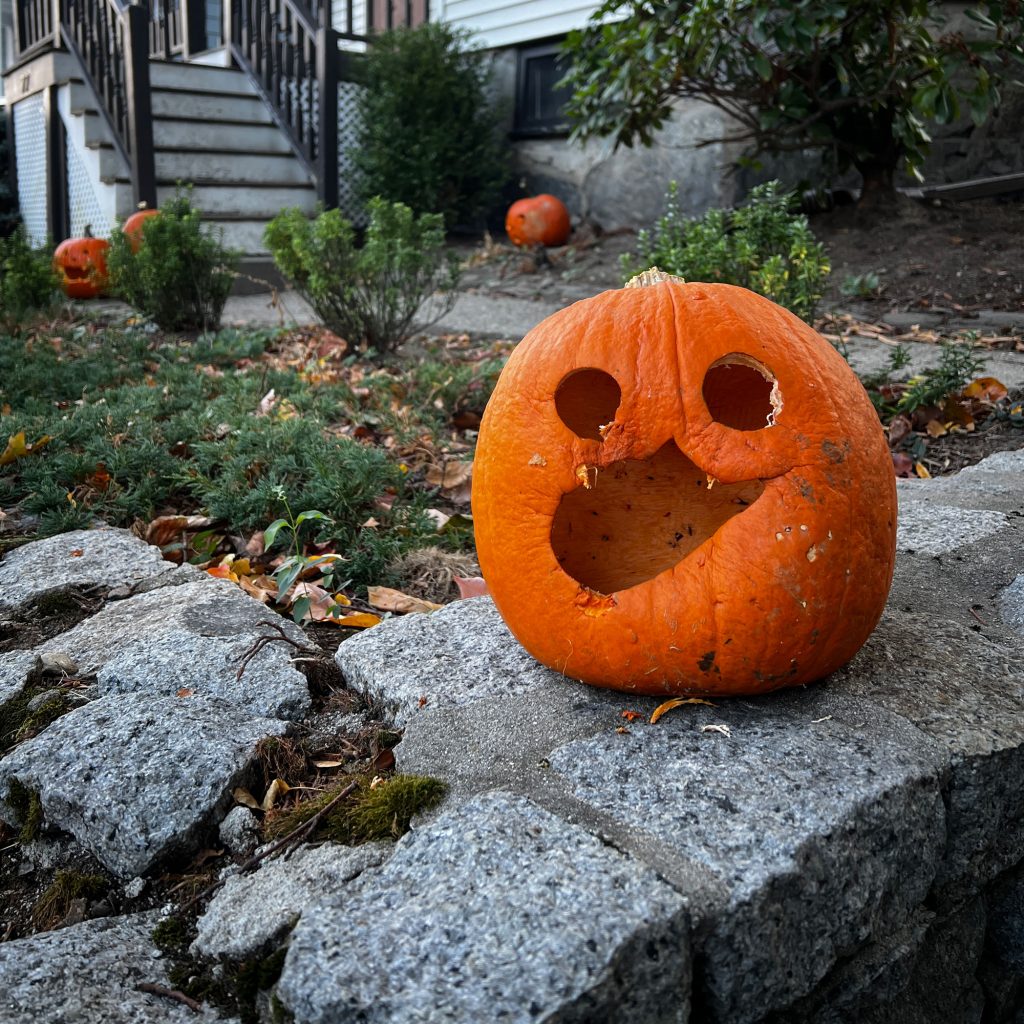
[505,194,571,248]
[472,270,896,696]
[53,227,110,300]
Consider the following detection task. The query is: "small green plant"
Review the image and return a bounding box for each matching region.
[264,489,346,622]
[840,272,882,299]
[354,22,508,227]
[623,180,830,322]
[106,190,238,332]
[0,227,59,333]
[265,198,460,357]
[897,342,986,414]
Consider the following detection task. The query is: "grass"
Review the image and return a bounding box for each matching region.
[0,316,503,592]
[31,869,107,930]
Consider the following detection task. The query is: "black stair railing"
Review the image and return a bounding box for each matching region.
[226,0,340,207]
[148,0,207,59]
[59,0,157,208]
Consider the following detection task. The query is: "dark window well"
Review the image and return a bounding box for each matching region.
[515,42,572,137]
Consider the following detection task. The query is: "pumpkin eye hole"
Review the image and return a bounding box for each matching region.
[702,355,781,431]
[555,369,622,441]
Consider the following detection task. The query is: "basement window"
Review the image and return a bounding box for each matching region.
[514,42,572,137]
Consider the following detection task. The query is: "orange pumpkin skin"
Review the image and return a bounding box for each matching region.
[472,279,897,697]
[122,209,159,253]
[505,194,571,248]
[53,234,110,299]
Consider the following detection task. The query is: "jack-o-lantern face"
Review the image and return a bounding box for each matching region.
[472,272,897,696]
[53,228,110,300]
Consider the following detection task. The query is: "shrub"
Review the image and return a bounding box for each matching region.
[265,197,460,357]
[106,191,238,332]
[623,181,830,322]
[0,227,59,334]
[354,22,508,228]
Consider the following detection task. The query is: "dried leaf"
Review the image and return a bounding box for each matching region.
[367,586,443,614]
[961,376,1008,402]
[255,388,278,416]
[238,573,277,604]
[425,508,451,531]
[145,514,213,548]
[261,778,291,811]
[233,787,262,810]
[621,710,643,722]
[887,415,913,446]
[206,563,238,582]
[454,576,489,599]
[314,759,345,769]
[914,462,932,479]
[425,460,473,490]
[0,431,52,467]
[332,612,383,629]
[925,419,948,438]
[892,452,914,478]
[650,697,716,724]
[176,688,195,698]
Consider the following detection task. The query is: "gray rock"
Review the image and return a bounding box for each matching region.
[39,578,311,720]
[0,529,172,613]
[336,597,553,725]
[1000,574,1024,635]
[984,866,1024,974]
[829,610,1024,895]
[547,689,948,1023]
[0,693,287,878]
[895,502,1008,556]
[0,911,229,1023]
[218,806,261,858]
[192,842,390,959]
[897,446,1024,515]
[276,791,690,1024]
[0,651,40,706]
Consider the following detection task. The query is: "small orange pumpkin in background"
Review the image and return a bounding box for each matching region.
[505,194,571,248]
[472,270,897,697]
[53,227,110,300]
[122,207,159,253]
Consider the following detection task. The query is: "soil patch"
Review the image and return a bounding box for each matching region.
[811,195,1024,314]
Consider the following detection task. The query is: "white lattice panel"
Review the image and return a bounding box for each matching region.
[66,129,110,239]
[338,79,365,224]
[13,95,47,245]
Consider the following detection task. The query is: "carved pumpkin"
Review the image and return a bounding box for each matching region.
[472,271,896,696]
[53,227,110,300]
[506,194,571,248]
[122,208,159,253]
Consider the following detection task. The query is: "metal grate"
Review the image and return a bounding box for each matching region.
[67,132,111,239]
[13,95,48,245]
[338,79,365,224]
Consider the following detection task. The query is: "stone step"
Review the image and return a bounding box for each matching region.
[150,88,272,123]
[154,149,311,186]
[152,116,294,154]
[152,181,316,217]
[148,59,256,95]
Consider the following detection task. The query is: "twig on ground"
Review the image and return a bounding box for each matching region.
[177,780,359,915]
[137,983,203,1013]
[236,621,316,680]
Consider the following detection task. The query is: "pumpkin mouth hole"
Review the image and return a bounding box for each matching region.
[703,355,781,430]
[555,368,621,441]
[550,441,766,595]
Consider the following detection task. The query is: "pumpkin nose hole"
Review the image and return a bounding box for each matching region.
[555,369,621,441]
[703,355,781,430]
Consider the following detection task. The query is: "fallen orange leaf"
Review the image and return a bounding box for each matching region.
[367,586,442,615]
[332,612,382,629]
[650,697,716,724]
[621,710,643,722]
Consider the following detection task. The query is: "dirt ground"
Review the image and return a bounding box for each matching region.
[456,194,1024,318]
[813,195,1024,314]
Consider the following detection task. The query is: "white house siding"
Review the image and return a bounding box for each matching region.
[436,0,601,48]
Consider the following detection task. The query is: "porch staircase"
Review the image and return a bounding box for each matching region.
[78,59,317,255]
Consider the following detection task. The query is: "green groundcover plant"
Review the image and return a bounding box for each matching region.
[0,228,60,335]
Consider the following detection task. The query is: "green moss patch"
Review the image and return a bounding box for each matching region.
[31,869,108,931]
[267,773,447,844]
[6,777,43,843]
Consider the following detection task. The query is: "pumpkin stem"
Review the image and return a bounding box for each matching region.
[84,225,93,238]
[625,267,686,289]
